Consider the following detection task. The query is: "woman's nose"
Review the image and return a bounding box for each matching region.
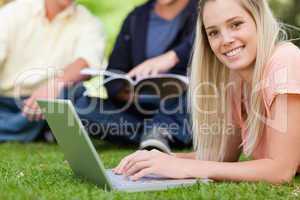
[221,31,235,45]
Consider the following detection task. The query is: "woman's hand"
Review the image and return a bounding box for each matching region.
[113,149,190,181]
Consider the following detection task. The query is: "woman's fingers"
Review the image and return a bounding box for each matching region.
[123,152,152,172]
[113,151,142,174]
[125,161,151,176]
[130,167,153,181]
[113,156,132,174]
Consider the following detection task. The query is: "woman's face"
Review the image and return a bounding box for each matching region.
[202,0,257,71]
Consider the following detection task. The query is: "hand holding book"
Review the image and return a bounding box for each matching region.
[81,67,188,101]
[127,51,179,80]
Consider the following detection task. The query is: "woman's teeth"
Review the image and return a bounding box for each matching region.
[225,47,243,57]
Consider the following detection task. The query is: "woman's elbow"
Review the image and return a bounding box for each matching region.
[268,168,296,184]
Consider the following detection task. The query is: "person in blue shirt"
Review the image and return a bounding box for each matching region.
[72,0,197,153]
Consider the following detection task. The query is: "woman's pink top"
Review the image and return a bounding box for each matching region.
[230,42,300,172]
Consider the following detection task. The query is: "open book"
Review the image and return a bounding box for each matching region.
[81,68,188,99]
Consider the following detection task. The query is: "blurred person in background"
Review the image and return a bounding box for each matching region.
[0,0,105,142]
[73,0,197,153]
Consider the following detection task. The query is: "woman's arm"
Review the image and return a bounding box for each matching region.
[114,95,300,184]
[174,152,196,159]
[174,128,242,161]
[183,158,296,184]
[190,94,300,183]
[181,95,300,183]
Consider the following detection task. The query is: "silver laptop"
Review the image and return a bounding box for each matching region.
[37,99,210,192]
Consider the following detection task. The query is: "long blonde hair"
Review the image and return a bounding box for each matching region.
[189,0,285,161]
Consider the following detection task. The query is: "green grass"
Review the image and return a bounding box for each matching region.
[0,142,299,200]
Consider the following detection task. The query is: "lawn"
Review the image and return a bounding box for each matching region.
[0,142,299,200]
[0,1,299,199]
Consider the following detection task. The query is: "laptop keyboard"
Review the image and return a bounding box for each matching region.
[106,170,160,186]
[105,170,200,188]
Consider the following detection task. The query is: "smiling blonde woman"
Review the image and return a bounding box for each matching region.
[113,0,300,184]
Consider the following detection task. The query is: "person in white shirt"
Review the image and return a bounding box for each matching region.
[0,0,105,141]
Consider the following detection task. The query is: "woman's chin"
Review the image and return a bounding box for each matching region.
[226,65,244,70]
[224,60,251,71]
